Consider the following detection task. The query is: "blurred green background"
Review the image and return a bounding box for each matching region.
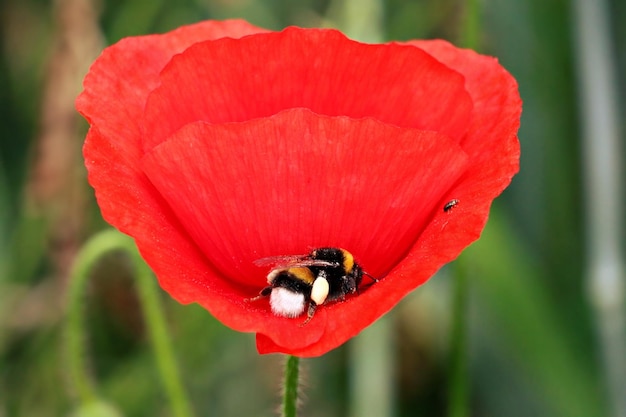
[1,0,624,416]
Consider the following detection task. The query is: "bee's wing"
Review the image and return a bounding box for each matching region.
[254,255,339,269]
[253,255,306,268]
[292,259,339,268]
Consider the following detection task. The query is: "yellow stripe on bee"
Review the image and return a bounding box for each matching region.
[289,267,316,285]
[341,249,354,273]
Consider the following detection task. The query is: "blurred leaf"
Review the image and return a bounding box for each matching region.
[70,401,124,417]
[6,213,50,284]
[0,161,9,281]
[106,0,166,41]
[463,209,606,417]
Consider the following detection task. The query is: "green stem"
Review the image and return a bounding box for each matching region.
[66,230,124,403]
[282,355,300,417]
[132,246,195,417]
[447,263,469,417]
[65,229,194,417]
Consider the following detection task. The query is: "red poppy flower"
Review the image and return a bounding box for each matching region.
[77,19,521,357]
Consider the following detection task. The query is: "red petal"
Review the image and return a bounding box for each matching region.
[141,27,473,151]
[79,24,520,356]
[409,40,522,164]
[141,108,468,283]
[406,40,521,247]
[78,20,267,234]
[78,19,267,162]
[140,109,469,352]
[256,42,522,356]
[78,20,269,321]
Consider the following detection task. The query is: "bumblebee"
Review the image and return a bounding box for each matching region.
[251,247,376,324]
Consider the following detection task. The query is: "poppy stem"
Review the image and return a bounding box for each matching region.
[66,230,114,404]
[65,229,195,417]
[282,355,300,417]
[447,262,469,417]
[132,239,196,417]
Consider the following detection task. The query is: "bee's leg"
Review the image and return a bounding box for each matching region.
[300,302,318,326]
[364,271,379,283]
[356,272,379,294]
[245,286,272,302]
